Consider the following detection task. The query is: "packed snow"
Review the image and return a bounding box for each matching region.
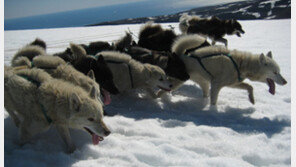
[4,19,291,167]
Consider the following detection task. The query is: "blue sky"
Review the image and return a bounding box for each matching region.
[5,0,242,19]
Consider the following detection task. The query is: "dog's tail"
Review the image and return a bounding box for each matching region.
[11,56,32,67]
[69,43,87,62]
[114,32,133,51]
[11,45,46,67]
[14,68,52,84]
[179,13,191,34]
[138,22,162,40]
[32,55,66,69]
[172,34,207,56]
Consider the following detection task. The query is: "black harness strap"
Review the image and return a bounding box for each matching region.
[105,60,134,89]
[189,56,214,78]
[185,41,211,54]
[18,74,53,124]
[188,53,242,82]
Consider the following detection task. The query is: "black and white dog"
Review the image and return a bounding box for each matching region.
[179,14,245,47]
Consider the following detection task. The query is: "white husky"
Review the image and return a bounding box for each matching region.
[161,35,287,105]
[96,51,173,97]
[4,67,110,153]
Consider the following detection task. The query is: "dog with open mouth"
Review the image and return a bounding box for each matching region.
[167,34,287,105]
[4,67,110,153]
[95,51,173,98]
[179,14,245,47]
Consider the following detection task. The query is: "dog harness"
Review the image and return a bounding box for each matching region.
[92,55,134,89]
[105,60,134,89]
[188,53,243,82]
[185,41,211,54]
[18,74,53,124]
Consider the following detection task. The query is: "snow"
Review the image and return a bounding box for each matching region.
[251,12,261,18]
[232,5,251,14]
[4,20,291,167]
[259,0,281,9]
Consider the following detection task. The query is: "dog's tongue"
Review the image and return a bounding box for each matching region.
[92,134,101,145]
[102,89,111,105]
[267,78,275,95]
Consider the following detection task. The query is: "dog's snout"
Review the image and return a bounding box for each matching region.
[283,79,287,85]
[104,130,111,136]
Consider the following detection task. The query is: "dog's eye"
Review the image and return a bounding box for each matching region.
[88,118,94,122]
[274,72,278,75]
[159,78,163,81]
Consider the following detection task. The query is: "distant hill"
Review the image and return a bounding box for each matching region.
[89,0,290,26]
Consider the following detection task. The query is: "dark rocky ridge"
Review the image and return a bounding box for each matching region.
[88,0,290,26]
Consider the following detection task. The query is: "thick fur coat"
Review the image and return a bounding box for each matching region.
[138,22,177,52]
[170,35,287,105]
[96,51,173,97]
[4,67,110,153]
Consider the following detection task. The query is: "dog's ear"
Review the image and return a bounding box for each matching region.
[259,53,267,64]
[69,93,81,112]
[87,70,95,80]
[266,51,273,59]
[89,86,97,99]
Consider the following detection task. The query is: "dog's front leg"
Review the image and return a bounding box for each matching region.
[210,82,223,105]
[145,87,158,99]
[19,118,50,145]
[19,119,33,145]
[215,38,228,47]
[231,82,255,104]
[56,125,76,153]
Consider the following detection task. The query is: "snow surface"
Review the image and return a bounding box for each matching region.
[4,20,291,167]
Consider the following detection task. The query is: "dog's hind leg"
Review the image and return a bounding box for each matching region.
[4,96,21,127]
[231,82,255,104]
[19,118,36,145]
[56,125,76,153]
